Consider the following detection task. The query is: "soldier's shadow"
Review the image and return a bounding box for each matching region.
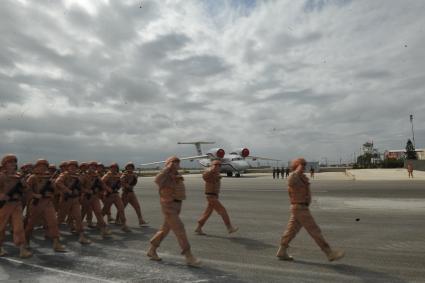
[203,234,275,250]
[294,260,408,283]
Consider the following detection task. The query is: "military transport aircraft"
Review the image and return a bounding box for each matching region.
[140,141,279,177]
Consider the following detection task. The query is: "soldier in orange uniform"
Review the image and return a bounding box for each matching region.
[0,154,32,258]
[55,160,91,244]
[25,159,66,252]
[277,158,344,262]
[116,162,148,227]
[195,160,238,235]
[80,161,112,237]
[147,156,201,266]
[102,163,130,232]
[52,161,67,212]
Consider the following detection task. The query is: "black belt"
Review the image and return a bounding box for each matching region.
[173,199,182,203]
[205,192,218,196]
[294,203,309,206]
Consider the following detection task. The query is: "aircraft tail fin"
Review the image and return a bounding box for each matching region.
[177,141,215,155]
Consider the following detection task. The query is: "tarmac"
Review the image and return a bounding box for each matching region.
[1,170,425,282]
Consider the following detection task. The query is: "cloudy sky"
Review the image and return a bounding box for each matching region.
[1,0,424,166]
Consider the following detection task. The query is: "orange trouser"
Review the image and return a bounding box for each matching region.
[25,198,60,240]
[57,197,83,233]
[81,196,106,228]
[100,195,111,217]
[150,201,190,254]
[53,193,61,212]
[198,195,231,227]
[102,193,126,225]
[0,202,26,246]
[280,205,330,253]
[116,191,143,222]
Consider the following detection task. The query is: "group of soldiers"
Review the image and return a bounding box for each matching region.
[1,153,344,268]
[0,154,146,258]
[273,167,290,179]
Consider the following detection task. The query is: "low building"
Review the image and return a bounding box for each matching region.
[384,149,425,160]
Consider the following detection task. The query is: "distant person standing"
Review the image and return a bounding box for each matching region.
[276,167,280,179]
[285,167,290,178]
[407,162,414,178]
[310,167,315,179]
[276,158,344,262]
[272,168,276,179]
[281,167,285,179]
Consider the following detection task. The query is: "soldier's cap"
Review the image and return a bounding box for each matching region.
[88,161,98,167]
[125,162,135,169]
[211,160,222,165]
[165,156,180,165]
[79,162,88,169]
[291,158,307,171]
[1,154,17,166]
[110,162,119,169]
[67,160,79,167]
[97,163,105,168]
[49,164,56,169]
[59,161,68,168]
[20,162,33,169]
[34,159,49,168]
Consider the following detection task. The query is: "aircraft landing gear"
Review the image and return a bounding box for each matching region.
[227,172,233,177]
[235,173,241,177]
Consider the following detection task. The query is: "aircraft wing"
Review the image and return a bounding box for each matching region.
[246,156,281,161]
[140,155,209,166]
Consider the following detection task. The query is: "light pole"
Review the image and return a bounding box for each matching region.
[410,114,416,148]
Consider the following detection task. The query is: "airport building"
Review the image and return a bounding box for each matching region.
[384,149,425,160]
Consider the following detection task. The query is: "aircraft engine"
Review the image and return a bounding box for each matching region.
[206,148,225,159]
[233,148,250,158]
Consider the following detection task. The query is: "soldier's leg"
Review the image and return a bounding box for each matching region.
[113,195,129,231]
[212,199,232,227]
[163,202,191,254]
[57,200,71,224]
[11,204,32,258]
[296,209,330,253]
[91,198,107,228]
[0,205,15,255]
[280,212,302,247]
[197,198,214,227]
[128,192,145,224]
[53,194,61,212]
[101,195,113,219]
[70,200,83,234]
[43,201,61,240]
[150,220,171,248]
[43,201,65,252]
[24,203,44,244]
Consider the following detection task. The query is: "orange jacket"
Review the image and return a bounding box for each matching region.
[287,172,311,205]
[203,169,221,195]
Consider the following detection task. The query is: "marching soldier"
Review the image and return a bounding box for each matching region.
[277,158,344,262]
[0,154,32,258]
[20,163,33,216]
[55,160,91,244]
[195,160,238,235]
[147,156,201,266]
[25,159,66,252]
[80,161,112,237]
[52,161,67,212]
[102,163,130,232]
[116,162,148,227]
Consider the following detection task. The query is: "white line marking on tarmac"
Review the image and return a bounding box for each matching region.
[0,257,119,283]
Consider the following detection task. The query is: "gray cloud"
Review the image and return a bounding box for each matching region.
[1,0,425,166]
